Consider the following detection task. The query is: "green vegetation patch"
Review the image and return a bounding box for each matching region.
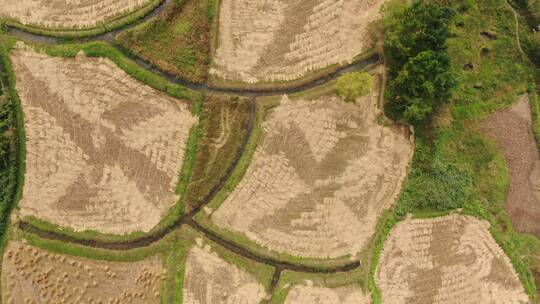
[117,0,218,83]
[368,0,540,302]
[184,94,251,211]
[529,83,540,151]
[336,72,373,102]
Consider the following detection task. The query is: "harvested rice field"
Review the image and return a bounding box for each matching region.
[375,214,529,304]
[183,237,269,304]
[209,76,414,259]
[2,240,165,304]
[210,0,384,84]
[0,0,153,29]
[272,270,370,304]
[283,283,369,304]
[11,43,197,234]
[481,95,540,235]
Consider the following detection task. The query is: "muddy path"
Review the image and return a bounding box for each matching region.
[4,8,372,277]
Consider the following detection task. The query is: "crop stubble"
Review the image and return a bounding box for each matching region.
[375,214,529,304]
[183,238,268,304]
[210,0,384,83]
[0,0,151,29]
[2,240,165,304]
[283,282,369,304]
[11,44,197,234]
[211,78,414,259]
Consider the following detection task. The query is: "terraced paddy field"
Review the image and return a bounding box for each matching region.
[2,240,165,304]
[183,237,270,304]
[271,270,370,304]
[375,214,529,304]
[210,0,384,84]
[0,0,154,29]
[11,43,197,235]
[205,75,414,260]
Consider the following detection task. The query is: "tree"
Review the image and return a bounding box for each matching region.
[389,51,456,123]
[336,72,373,102]
[384,2,454,76]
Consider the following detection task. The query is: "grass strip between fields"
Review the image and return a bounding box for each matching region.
[529,83,540,151]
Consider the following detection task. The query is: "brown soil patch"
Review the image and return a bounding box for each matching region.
[480,95,540,235]
[0,0,150,29]
[211,78,414,259]
[12,44,197,234]
[183,238,267,304]
[2,240,165,304]
[210,0,384,83]
[284,282,369,304]
[376,214,529,304]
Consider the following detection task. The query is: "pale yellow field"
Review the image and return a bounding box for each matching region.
[284,282,370,304]
[376,214,529,304]
[12,44,197,234]
[0,0,151,29]
[211,77,414,259]
[2,241,165,304]
[210,0,384,83]
[183,238,268,304]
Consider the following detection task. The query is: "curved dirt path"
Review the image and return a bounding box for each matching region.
[2,6,380,281]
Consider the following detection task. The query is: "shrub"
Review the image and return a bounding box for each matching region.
[336,72,373,102]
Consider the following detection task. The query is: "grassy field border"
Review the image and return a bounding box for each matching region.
[208,50,378,91]
[5,38,207,243]
[1,0,164,39]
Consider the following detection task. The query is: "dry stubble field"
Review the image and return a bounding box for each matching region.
[183,237,268,304]
[376,214,529,304]
[283,282,369,304]
[210,76,414,259]
[11,43,197,234]
[2,240,165,304]
[210,0,384,84]
[0,0,152,29]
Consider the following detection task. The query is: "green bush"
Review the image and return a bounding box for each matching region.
[383,2,457,124]
[336,72,373,102]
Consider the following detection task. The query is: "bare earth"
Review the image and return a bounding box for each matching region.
[210,0,384,83]
[183,238,267,304]
[0,0,150,29]
[12,44,197,234]
[481,95,540,235]
[2,240,165,304]
[376,214,529,304]
[284,281,370,304]
[211,79,414,259]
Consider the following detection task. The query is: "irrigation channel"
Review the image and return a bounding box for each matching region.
[2,2,380,290]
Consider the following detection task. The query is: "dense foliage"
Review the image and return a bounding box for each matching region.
[336,72,373,102]
[384,2,457,124]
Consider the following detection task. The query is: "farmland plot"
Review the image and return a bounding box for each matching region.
[0,0,152,29]
[210,0,384,84]
[2,240,165,304]
[283,283,369,304]
[211,77,414,259]
[481,95,540,235]
[376,214,529,304]
[11,44,197,234]
[183,238,268,304]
